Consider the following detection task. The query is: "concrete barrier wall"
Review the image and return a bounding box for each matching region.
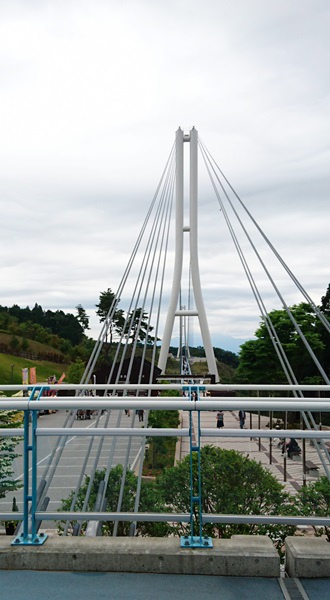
[0,535,280,577]
[285,536,330,578]
[1,535,329,577]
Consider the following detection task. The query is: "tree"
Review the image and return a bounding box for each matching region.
[9,335,20,352]
[124,308,155,345]
[95,289,125,344]
[318,283,330,381]
[21,337,29,351]
[189,346,206,358]
[31,303,44,325]
[67,359,86,383]
[236,303,325,385]
[0,302,87,348]
[213,347,239,369]
[45,310,84,346]
[75,304,90,331]
[157,445,296,555]
[320,283,330,314]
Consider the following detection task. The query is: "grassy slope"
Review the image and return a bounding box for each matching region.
[0,331,65,356]
[0,330,68,386]
[0,352,68,386]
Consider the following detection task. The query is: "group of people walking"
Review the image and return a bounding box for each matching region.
[124,409,144,422]
[216,409,246,429]
[214,413,302,460]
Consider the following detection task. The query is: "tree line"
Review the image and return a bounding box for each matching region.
[0,303,86,348]
[0,291,241,371]
[169,345,239,368]
[236,284,330,386]
[2,284,330,381]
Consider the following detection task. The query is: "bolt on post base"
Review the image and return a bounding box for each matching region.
[11,532,48,547]
[180,535,213,548]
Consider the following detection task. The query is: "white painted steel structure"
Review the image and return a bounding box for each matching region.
[158,127,219,381]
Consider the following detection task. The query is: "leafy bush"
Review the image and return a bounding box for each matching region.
[295,476,330,541]
[0,410,23,499]
[56,465,169,537]
[157,445,296,557]
[144,408,180,473]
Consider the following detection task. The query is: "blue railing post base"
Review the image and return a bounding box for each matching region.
[180,535,213,548]
[11,533,48,547]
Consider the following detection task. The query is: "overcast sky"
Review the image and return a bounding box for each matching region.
[1,0,329,353]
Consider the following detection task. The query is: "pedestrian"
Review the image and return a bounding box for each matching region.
[216,410,224,428]
[138,409,144,422]
[285,438,301,459]
[125,409,131,417]
[238,409,246,429]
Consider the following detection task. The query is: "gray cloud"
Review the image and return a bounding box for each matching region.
[0,1,329,354]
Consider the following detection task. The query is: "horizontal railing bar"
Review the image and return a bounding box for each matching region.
[1,427,328,440]
[1,383,330,391]
[201,429,330,439]
[36,512,190,523]
[0,400,193,410]
[1,512,329,527]
[200,401,330,411]
[202,515,330,526]
[33,512,330,527]
[0,513,24,520]
[0,384,186,391]
[36,428,189,437]
[1,399,330,411]
[0,428,24,437]
[0,401,30,409]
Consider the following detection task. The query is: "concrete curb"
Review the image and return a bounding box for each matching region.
[285,536,330,578]
[0,535,280,577]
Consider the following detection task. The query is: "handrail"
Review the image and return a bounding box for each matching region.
[1,398,330,411]
[1,383,330,548]
[2,427,329,440]
[1,383,330,390]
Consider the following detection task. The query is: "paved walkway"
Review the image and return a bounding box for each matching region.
[179,410,327,496]
[1,571,329,600]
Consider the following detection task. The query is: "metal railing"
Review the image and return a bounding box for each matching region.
[1,383,330,548]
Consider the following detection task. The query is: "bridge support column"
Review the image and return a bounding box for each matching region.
[158,127,219,382]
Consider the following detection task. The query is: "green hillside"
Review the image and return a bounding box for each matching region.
[0,331,65,357]
[0,352,68,386]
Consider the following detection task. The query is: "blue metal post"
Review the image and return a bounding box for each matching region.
[181,385,212,548]
[12,386,48,546]
[189,407,194,538]
[22,405,30,540]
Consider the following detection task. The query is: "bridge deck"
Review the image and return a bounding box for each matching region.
[1,570,329,600]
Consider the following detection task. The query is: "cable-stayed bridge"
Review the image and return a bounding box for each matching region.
[1,128,330,552]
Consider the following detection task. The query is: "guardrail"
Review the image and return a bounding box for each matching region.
[1,383,330,548]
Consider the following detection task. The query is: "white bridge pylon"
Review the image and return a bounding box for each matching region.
[158,127,220,382]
